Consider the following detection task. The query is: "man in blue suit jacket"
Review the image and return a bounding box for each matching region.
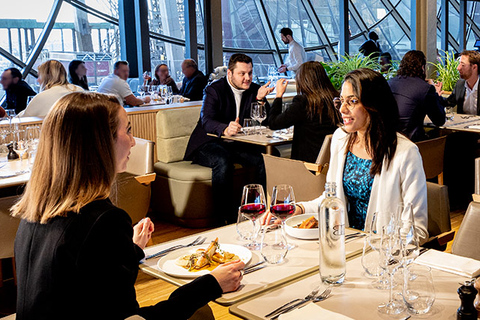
[184,54,274,224]
[388,50,445,142]
[178,59,207,101]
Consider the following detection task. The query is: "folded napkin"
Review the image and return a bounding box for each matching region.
[467,125,480,130]
[279,303,354,320]
[272,132,293,140]
[415,250,480,278]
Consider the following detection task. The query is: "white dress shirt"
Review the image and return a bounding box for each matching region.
[284,40,306,74]
[463,78,478,115]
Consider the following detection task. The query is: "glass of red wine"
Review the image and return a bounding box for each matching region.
[270,184,296,250]
[239,184,267,250]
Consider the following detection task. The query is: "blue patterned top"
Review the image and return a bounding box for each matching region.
[343,151,374,230]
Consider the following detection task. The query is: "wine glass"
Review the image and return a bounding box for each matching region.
[397,203,419,267]
[251,103,267,135]
[5,109,16,131]
[239,184,267,250]
[250,103,260,134]
[14,130,29,171]
[236,208,261,241]
[137,85,146,98]
[403,265,435,315]
[270,184,296,250]
[378,224,405,315]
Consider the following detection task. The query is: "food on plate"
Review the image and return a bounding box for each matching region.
[295,216,318,229]
[175,238,239,272]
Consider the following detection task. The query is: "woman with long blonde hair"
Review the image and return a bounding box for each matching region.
[18,59,83,117]
[268,61,341,162]
[13,92,244,320]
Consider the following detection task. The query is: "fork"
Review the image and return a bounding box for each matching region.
[144,236,207,260]
[271,287,332,319]
[264,287,321,318]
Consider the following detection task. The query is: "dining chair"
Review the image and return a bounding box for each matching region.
[423,182,454,250]
[263,134,332,202]
[0,196,21,287]
[0,314,15,319]
[451,201,480,260]
[415,135,447,184]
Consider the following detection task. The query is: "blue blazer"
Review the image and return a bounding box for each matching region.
[178,70,207,101]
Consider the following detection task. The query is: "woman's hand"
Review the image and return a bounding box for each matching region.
[260,209,282,226]
[275,78,288,98]
[210,260,245,293]
[133,217,154,249]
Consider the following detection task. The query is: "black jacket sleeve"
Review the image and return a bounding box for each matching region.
[268,95,306,130]
[424,85,446,126]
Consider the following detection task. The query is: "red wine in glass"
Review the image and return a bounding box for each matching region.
[270,203,295,220]
[240,203,266,220]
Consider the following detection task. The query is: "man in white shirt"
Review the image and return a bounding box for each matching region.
[278,28,306,75]
[444,50,480,115]
[97,61,150,106]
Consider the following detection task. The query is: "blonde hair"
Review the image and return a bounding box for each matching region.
[11,92,122,223]
[38,60,69,91]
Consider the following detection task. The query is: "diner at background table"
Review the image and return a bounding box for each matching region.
[268,61,341,163]
[12,92,245,320]
[264,68,429,244]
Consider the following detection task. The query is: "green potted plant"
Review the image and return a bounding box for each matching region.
[429,50,459,94]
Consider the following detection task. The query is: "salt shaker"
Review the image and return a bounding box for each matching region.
[457,280,478,320]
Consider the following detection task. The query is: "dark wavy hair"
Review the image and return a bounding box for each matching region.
[343,68,399,176]
[296,61,341,125]
[397,50,426,79]
[68,60,89,90]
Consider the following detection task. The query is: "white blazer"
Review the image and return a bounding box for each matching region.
[301,128,429,244]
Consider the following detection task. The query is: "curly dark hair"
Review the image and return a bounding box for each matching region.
[397,50,426,79]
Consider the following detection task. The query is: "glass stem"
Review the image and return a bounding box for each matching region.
[389,272,394,304]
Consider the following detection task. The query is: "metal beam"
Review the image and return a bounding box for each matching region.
[203,0,222,75]
[300,0,336,61]
[254,0,282,66]
[459,0,467,51]
[441,0,448,52]
[339,0,349,58]
[22,0,63,78]
[184,0,198,61]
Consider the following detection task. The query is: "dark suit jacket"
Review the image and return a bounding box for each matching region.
[388,76,446,142]
[15,199,222,320]
[2,80,36,114]
[179,70,207,101]
[184,77,267,160]
[268,96,337,163]
[444,78,480,115]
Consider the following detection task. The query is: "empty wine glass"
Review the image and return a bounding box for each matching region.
[378,224,405,315]
[362,213,383,278]
[251,103,267,135]
[236,209,261,241]
[261,224,288,264]
[137,85,146,98]
[397,203,419,267]
[25,125,41,151]
[239,184,267,250]
[14,130,29,171]
[270,184,296,250]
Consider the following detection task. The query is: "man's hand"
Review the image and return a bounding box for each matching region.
[256,83,275,101]
[143,96,151,104]
[223,117,242,136]
[278,65,287,73]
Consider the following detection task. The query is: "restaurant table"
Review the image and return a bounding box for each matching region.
[230,254,466,319]
[425,114,480,133]
[0,159,30,189]
[140,223,365,306]
[207,130,293,155]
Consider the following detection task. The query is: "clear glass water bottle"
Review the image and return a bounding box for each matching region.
[319,182,346,285]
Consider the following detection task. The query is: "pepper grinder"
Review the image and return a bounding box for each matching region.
[458,279,478,320]
[474,278,480,315]
[7,143,18,160]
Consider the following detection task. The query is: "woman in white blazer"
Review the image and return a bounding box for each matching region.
[264,68,428,244]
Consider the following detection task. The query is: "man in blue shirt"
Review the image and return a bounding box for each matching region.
[179,59,207,101]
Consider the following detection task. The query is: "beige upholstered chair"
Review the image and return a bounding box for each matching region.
[451,201,480,260]
[424,182,454,249]
[0,196,21,287]
[0,314,16,319]
[110,137,155,224]
[416,136,447,184]
[151,107,216,227]
[263,134,332,202]
[475,157,480,196]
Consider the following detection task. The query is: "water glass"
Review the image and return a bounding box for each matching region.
[397,203,419,266]
[242,119,254,135]
[236,210,260,241]
[361,235,383,278]
[445,107,455,121]
[403,265,435,314]
[260,224,288,264]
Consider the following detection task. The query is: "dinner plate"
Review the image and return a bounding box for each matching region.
[284,214,319,240]
[157,243,252,278]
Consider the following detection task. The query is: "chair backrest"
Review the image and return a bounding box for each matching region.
[263,154,325,202]
[126,137,154,176]
[156,106,201,163]
[0,196,21,260]
[415,136,447,180]
[315,134,332,165]
[475,157,480,195]
[426,181,451,237]
[452,201,480,260]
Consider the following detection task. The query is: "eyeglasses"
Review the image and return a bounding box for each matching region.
[333,96,359,111]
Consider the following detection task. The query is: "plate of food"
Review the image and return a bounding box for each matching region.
[157,238,252,278]
[285,214,319,240]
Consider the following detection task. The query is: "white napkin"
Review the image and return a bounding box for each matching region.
[272,132,293,140]
[414,250,480,278]
[278,303,354,320]
[467,125,480,130]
